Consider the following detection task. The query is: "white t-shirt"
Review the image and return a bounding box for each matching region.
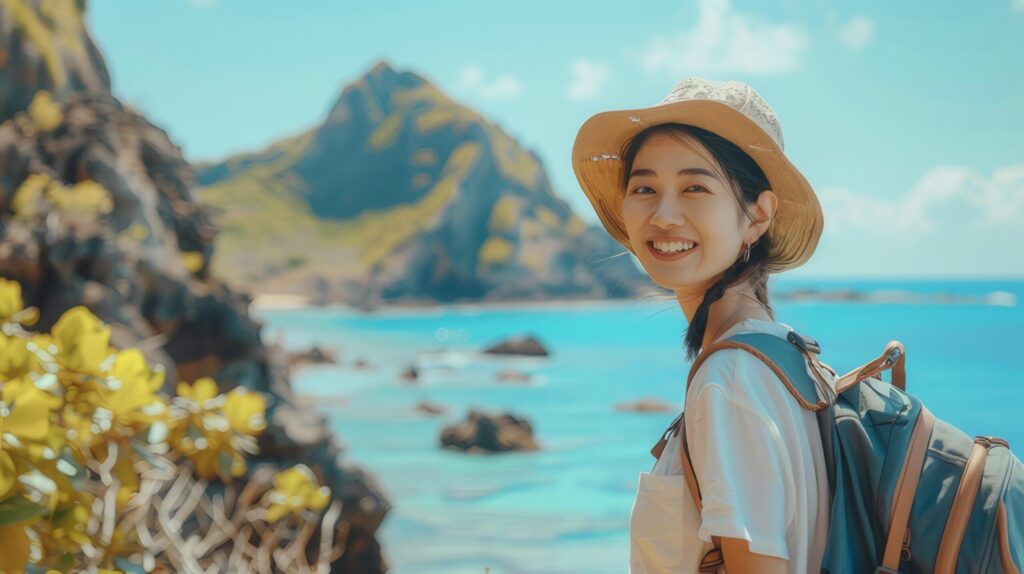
[629,318,831,573]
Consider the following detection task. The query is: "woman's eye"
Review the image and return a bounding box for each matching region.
[628,185,705,195]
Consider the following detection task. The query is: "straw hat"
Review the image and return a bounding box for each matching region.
[571,77,823,273]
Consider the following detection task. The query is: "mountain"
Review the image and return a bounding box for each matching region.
[195,59,648,308]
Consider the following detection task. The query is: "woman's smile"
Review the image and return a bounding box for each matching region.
[647,240,699,261]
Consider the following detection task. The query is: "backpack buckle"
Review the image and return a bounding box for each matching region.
[786,330,821,354]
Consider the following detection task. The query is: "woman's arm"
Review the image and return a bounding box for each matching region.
[721,537,788,574]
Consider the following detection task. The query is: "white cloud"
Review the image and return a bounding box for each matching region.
[820,164,1024,236]
[638,0,809,76]
[456,65,523,100]
[801,164,1024,276]
[566,59,610,101]
[838,16,875,51]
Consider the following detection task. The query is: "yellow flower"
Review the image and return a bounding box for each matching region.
[10,173,57,221]
[99,349,166,425]
[27,90,63,132]
[224,388,266,436]
[45,180,114,217]
[180,251,205,274]
[60,405,100,453]
[0,378,60,498]
[265,464,330,523]
[170,379,267,481]
[0,335,40,380]
[51,307,112,376]
[175,377,218,406]
[0,380,53,440]
[0,279,39,327]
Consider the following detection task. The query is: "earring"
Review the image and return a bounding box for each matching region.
[742,242,751,263]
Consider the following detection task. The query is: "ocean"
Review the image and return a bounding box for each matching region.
[254,277,1024,574]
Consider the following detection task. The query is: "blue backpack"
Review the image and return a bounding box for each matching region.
[649,328,1023,573]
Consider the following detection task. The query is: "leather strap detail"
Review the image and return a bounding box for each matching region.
[934,437,991,573]
[881,406,935,570]
[699,547,725,573]
[686,339,829,412]
[650,412,683,460]
[650,436,667,460]
[998,500,1021,574]
[678,415,725,570]
[678,416,704,512]
[835,340,906,394]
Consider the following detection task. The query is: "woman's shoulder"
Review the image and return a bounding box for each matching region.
[685,344,786,409]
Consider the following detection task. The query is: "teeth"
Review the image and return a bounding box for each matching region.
[653,241,696,253]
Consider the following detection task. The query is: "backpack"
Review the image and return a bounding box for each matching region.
[648,327,1023,573]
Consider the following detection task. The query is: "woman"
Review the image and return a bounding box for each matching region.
[571,78,831,573]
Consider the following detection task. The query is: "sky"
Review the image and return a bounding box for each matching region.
[88,0,1024,278]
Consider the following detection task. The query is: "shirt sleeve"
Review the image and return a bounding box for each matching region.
[685,375,792,560]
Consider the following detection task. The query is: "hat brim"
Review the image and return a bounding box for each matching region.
[571,99,823,273]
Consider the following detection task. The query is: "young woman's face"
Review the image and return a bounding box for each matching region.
[621,131,754,290]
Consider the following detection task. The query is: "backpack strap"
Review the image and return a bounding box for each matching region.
[685,330,835,412]
[879,406,935,572]
[675,414,726,573]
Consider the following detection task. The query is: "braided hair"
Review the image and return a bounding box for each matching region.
[620,123,776,362]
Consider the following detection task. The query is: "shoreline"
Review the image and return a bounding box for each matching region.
[249,293,645,314]
[249,284,1020,314]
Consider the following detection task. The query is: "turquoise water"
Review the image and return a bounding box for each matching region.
[254,278,1024,574]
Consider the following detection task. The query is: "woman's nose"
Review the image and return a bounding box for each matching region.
[649,192,687,229]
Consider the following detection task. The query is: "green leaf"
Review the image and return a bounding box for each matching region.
[0,495,47,526]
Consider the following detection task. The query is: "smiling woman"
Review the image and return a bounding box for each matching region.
[619,123,779,362]
[571,77,829,573]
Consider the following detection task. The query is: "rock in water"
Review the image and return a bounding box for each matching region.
[399,364,419,382]
[439,408,540,453]
[482,334,550,356]
[613,398,675,413]
[287,345,339,367]
[414,400,445,415]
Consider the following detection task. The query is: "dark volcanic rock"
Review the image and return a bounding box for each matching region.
[288,344,339,367]
[414,400,445,416]
[399,364,418,382]
[439,408,539,453]
[482,334,549,356]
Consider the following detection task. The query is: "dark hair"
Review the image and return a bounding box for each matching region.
[620,123,776,362]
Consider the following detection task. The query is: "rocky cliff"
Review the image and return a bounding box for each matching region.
[0,1,389,571]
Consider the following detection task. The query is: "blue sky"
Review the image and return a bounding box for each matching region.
[88,0,1024,278]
